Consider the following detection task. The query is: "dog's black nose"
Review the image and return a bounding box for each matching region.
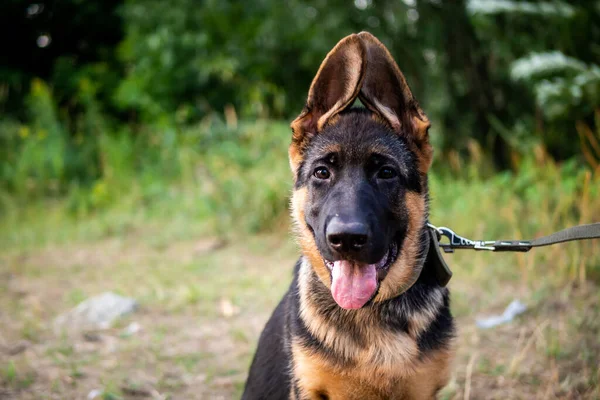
[326,218,370,254]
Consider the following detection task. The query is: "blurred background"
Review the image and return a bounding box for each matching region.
[1,1,599,399]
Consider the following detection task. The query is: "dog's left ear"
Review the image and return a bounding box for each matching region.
[357,32,433,172]
[290,34,366,172]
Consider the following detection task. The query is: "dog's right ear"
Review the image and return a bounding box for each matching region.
[357,32,432,173]
[289,34,366,173]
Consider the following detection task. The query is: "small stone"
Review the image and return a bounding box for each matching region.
[219,298,239,318]
[54,292,138,334]
[83,332,103,342]
[121,322,142,337]
[476,299,527,329]
[121,383,152,397]
[87,389,102,399]
[5,340,30,355]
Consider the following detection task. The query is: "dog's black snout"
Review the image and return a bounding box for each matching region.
[326,219,370,254]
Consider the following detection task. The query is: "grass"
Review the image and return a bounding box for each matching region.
[2,228,598,399]
[1,121,600,399]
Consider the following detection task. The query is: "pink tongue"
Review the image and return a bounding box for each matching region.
[331,261,378,309]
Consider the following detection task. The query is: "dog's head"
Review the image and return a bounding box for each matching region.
[290,32,432,310]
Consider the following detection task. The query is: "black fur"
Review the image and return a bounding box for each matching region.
[296,109,422,194]
[242,252,454,399]
[416,294,454,356]
[298,109,423,268]
[243,30,457,399]
[242,263,298,399]
[243,101,453,400]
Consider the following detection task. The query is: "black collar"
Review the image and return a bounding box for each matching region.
[425,227,453,287]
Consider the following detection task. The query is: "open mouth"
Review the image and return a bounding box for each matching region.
[323,239,400,310]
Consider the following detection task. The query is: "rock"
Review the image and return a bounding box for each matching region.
[3,340,30,355]
[476,299,527,329]
[121,381,153,397]
[54,292,138,334]
[121,321,142,337]
[218,298,239,318]
[83,332,103,342]
[87,389,102,399]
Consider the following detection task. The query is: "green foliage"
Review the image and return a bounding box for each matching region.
[2,119,599,284]
[1,2,599,260]
[116,0,288,119]
[511,52,600,120]
[1,361,35,390]
[2,79,68,197]
[465,0,600,160]
[0,0,123,118]
[2,0,600,169]
[198,121,291,233]
[0,78,107,199]
[467,0,576,18]
[114,0,417,120]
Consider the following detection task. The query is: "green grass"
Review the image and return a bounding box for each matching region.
[1,120,599,399]
[1,361,35,391]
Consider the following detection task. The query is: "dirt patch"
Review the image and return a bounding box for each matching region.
[1,236,598,399]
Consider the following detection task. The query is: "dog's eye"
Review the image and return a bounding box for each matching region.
[377,167,397,179]
[313,167,331,180]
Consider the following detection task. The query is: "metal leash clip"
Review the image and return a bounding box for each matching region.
[427,223,495,253]
[428,222,599,253]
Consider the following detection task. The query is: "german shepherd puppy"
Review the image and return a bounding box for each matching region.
[242,32,454,400]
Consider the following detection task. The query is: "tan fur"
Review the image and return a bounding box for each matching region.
[356,32,433,174]
[289,143,303,175]
[290,155,444,390]
[413,140,434,174]
[318,143,342,155]
[290,184,430,304]
[291,329,452,399]
[322,114,341,130]
[357,33,414,115]
[289,142,449,399]
[406,289,444,338]
[291,188,330,286]
[375,192,426,302]
[285,32,452,399]
[403,348,454,400]
[371,98,402,132]
[408,116,433,174]
[317,98,348,132]
[292,342,385,400]
[356,32,430,136]
[305,35,364,124]
[371,111,391,126]
[290,34,366,173]
[297,260,418,378]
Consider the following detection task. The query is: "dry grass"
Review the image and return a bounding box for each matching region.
[1,149,599,399]
[1,223,599,399]
[0,233,295,399]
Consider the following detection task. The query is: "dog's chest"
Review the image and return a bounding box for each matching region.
[291,334,450,400]
[291,341,450,400]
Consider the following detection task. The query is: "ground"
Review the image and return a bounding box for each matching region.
[1,228,599,399]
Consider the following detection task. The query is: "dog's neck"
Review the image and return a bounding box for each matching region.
[297,249,445,329]
[294,255,449,375]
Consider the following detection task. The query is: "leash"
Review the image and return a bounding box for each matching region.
[427,222,600,253]
[425,222,600,287]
